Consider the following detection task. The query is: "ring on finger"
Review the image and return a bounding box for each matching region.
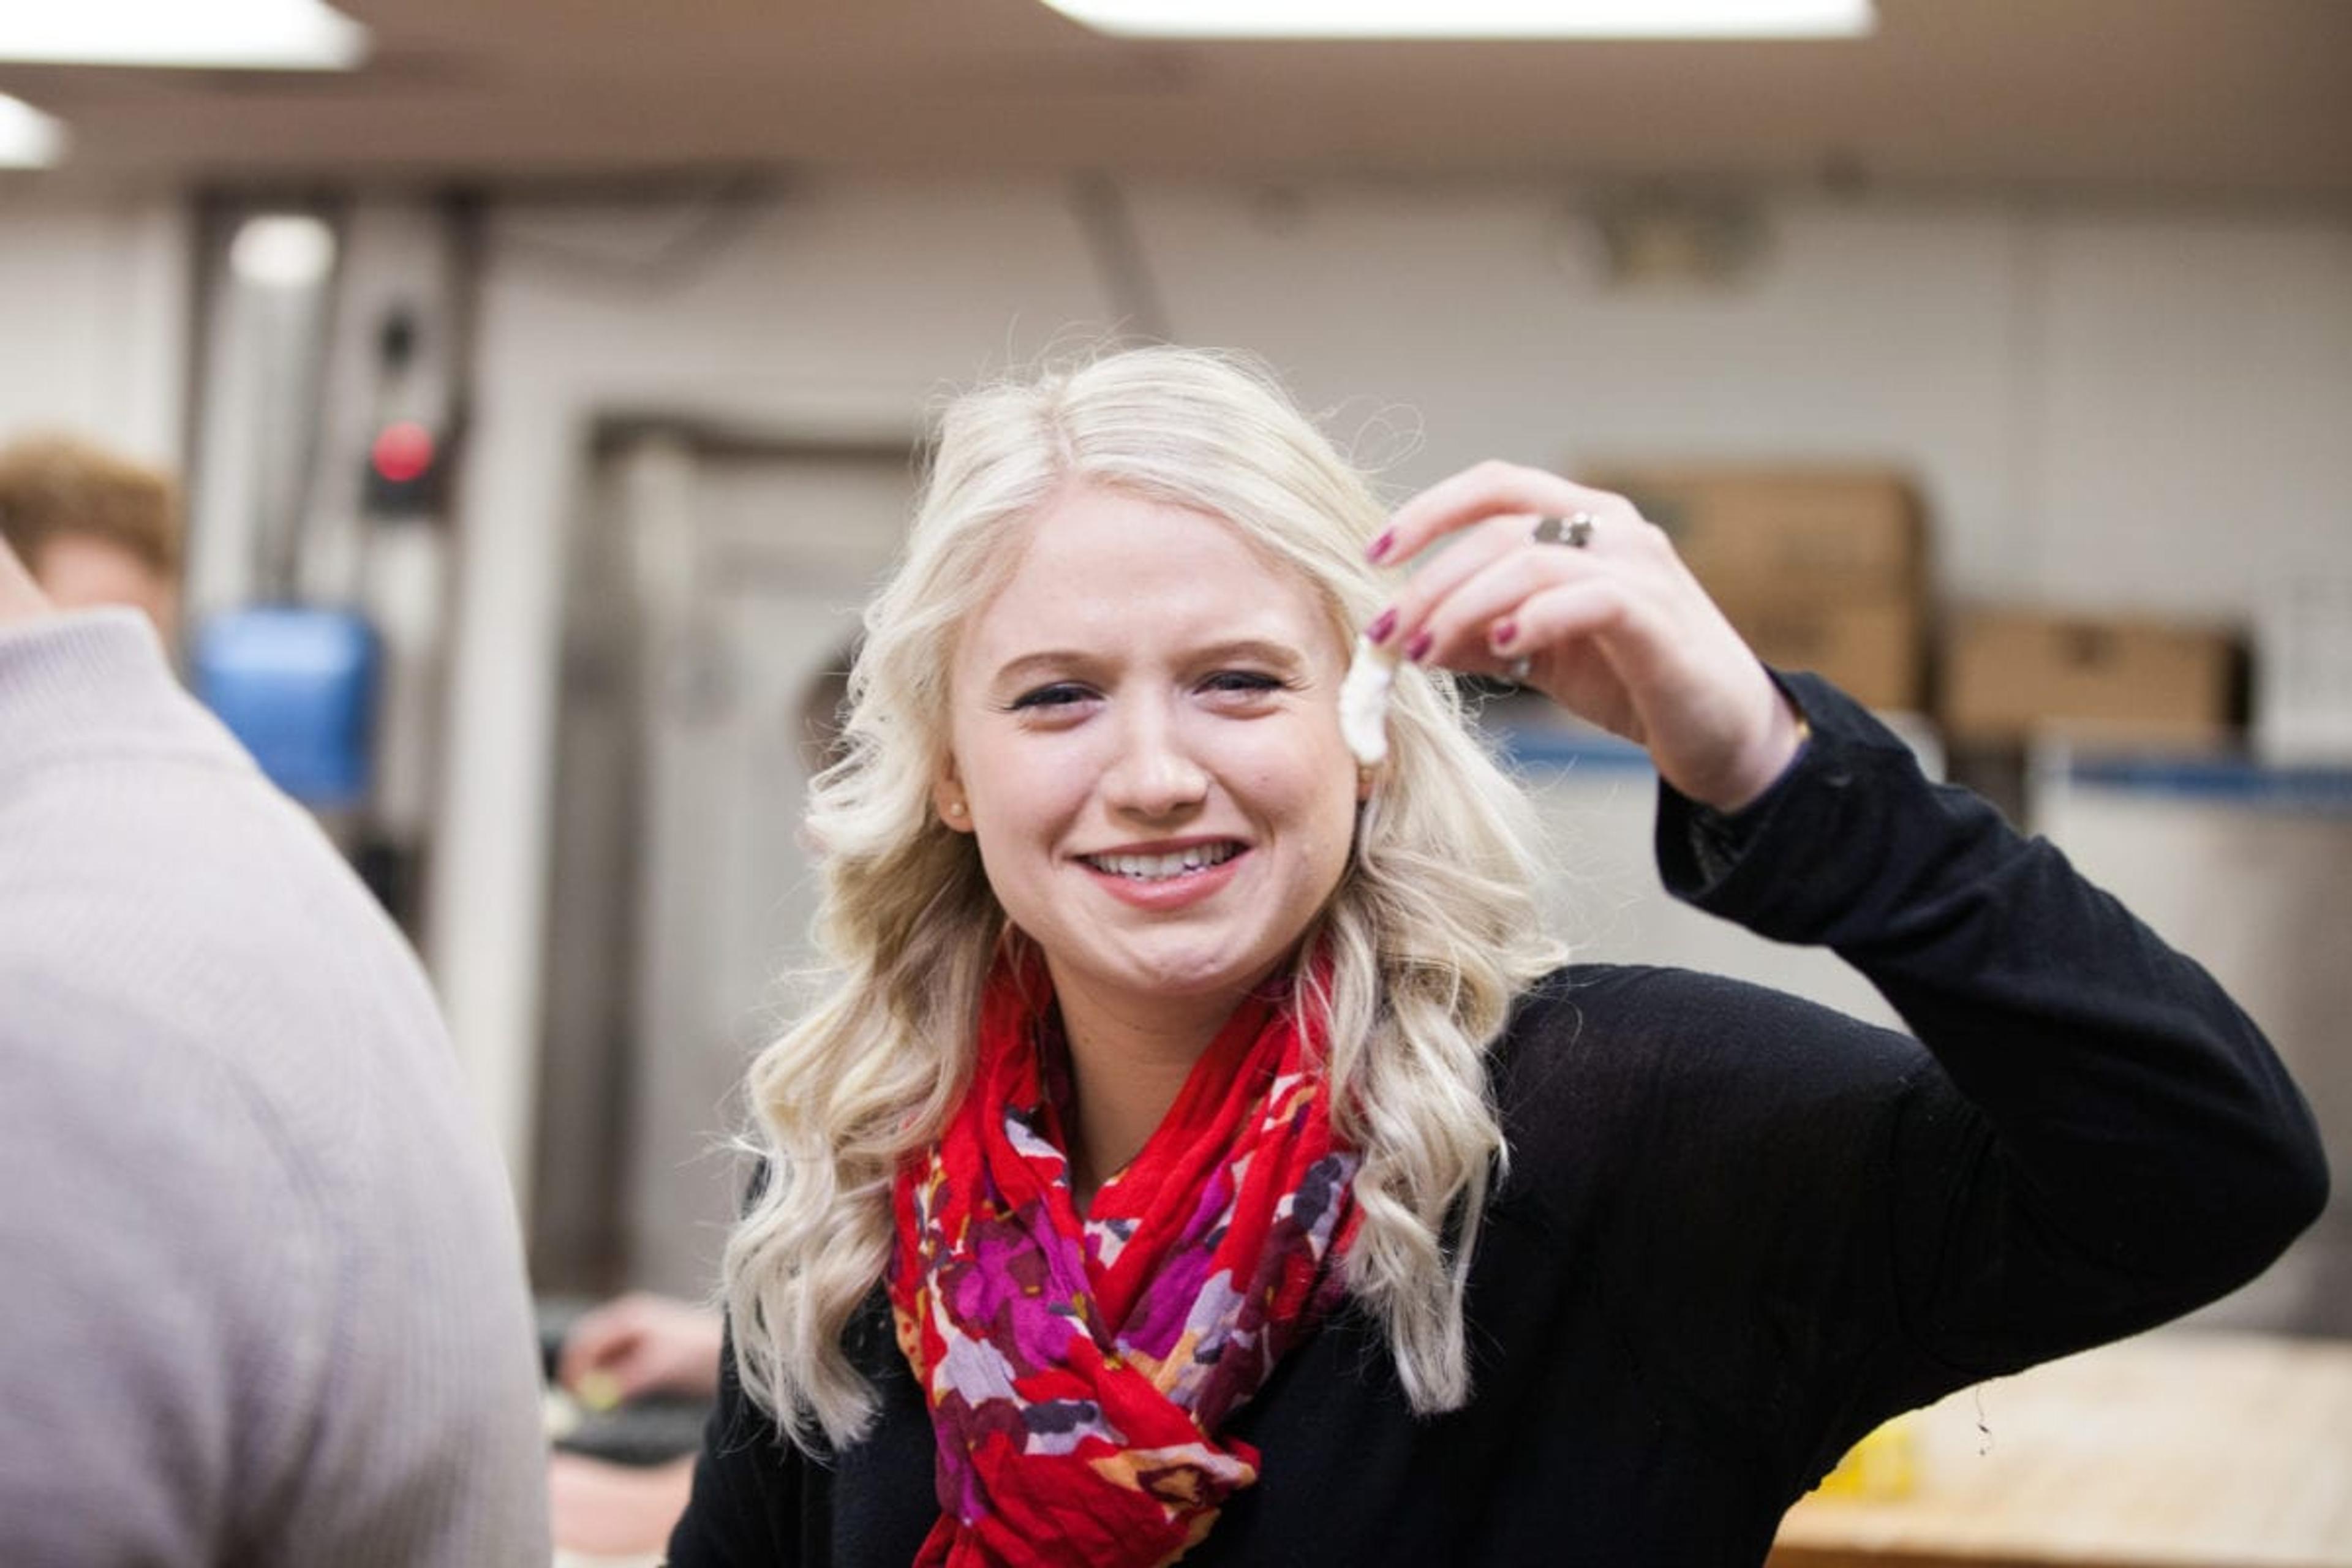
[1533,510,1596,549]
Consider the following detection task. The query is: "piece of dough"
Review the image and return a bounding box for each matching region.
[1340,634,1397,767]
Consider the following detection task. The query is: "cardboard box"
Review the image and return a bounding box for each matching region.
[1714,591,1926,714]
[1940,608,2243,748]
[1584,466,1932,711]
[1589,467,1926,605]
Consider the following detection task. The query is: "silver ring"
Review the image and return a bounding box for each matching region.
[1534,510,1596,548]
[1506,655,1533,682]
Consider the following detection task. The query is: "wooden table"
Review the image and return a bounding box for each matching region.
[1772,1331,2352,1568]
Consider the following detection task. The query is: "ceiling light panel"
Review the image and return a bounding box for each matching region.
[1037,0,1874,38]
[0,94,64,167]
[0,0,368,70]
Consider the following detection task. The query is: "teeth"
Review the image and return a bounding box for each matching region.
[1085,843,1240,881]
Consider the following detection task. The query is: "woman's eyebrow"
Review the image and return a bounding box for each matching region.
[987,639,1308,692]
[988,649,1102,692]
[1189,639,1310,674]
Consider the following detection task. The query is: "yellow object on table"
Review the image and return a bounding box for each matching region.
[1773,1330,2352,1568]
[1812,1412,1918,1501]
[576,1370,625,1414]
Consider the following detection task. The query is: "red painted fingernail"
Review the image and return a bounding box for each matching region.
[1404,630,1434,663]
[1491,619,1519,650]
[1366,607,1398,645]
[1366,529,1395,564]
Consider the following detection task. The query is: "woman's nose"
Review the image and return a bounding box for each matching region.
[1103,703,1208,818]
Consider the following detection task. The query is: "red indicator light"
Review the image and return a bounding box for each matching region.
[371,421,435,484]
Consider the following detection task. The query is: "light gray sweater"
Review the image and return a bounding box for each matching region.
[0,611,550,1566]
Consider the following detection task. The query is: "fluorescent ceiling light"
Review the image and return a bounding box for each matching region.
[0,0,368,70]
[0,94,65,168]
[1038,0,1873,38]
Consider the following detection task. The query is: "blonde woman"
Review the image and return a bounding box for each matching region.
[670,347,2324,1567]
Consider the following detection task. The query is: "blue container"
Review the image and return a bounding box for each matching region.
[192,606,380,809]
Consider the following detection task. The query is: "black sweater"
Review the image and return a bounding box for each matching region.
[669,675,2329,1567]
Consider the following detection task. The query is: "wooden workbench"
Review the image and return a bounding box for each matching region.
[1772,1330,2352,1568]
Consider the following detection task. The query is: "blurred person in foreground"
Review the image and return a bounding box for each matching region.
[669,346,2327,1566]
[0,530,549,1561]
[0,433,183,643]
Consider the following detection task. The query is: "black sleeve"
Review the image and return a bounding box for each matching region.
[1616,671,2326,1486]
[668,1324,804,1567]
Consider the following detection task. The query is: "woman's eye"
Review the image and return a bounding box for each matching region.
[1007,682,1095,712]
[1202,670,1286,696]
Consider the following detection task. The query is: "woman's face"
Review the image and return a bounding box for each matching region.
[938,481,1363,1029]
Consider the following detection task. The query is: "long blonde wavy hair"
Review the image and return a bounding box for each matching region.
[724,345,1564,1452]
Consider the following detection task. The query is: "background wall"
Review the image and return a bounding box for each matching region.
[0,195,187,467]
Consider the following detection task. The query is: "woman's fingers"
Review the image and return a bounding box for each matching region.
[1373,459,1629,566]
[1371,459,1804,809]
[1368,462,1658,662]
[1404,538,1625,674]
[1376,494,1665,670]
[1370,514,1528,657]
[1497,578,1641,662]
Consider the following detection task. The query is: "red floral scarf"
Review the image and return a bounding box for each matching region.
[889,950,1360,1567]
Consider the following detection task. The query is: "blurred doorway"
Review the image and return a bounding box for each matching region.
[532,422,911,1298]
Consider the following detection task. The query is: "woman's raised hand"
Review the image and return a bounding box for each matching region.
[1368,460,1804,813]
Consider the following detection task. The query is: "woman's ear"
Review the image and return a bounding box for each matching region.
[932,769,974,834]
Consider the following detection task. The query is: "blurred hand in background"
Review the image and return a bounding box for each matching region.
[557,1290,725,1408]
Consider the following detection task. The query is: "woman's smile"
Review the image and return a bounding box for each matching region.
[1076,838,1251,909]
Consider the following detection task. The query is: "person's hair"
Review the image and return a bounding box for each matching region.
[725,345,1564,1452]
[0,433,183,580]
